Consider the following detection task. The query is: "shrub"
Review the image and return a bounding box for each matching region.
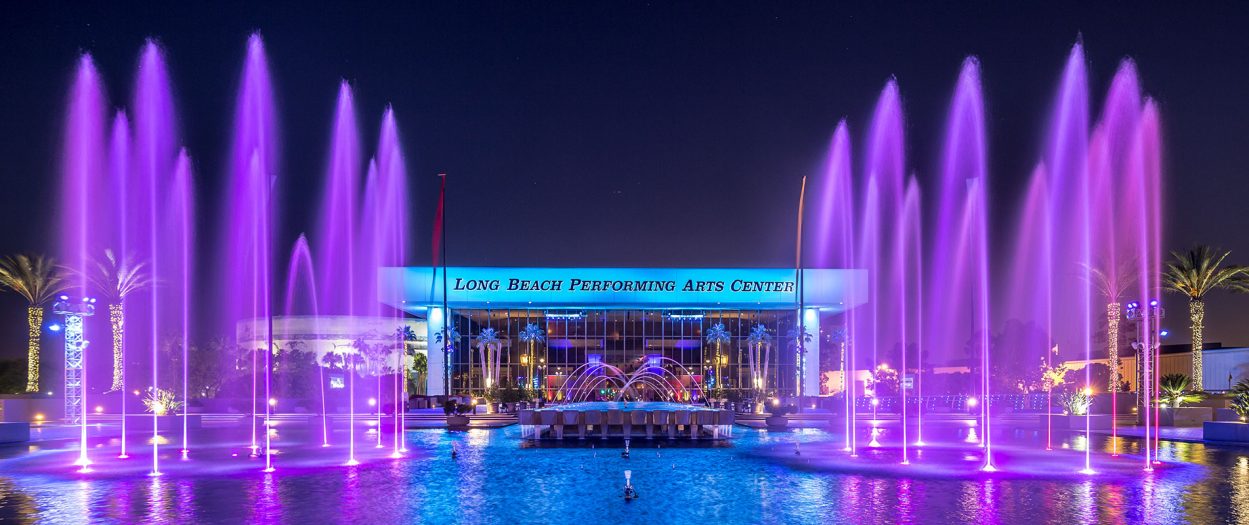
[1159,373,1205,408]
[1058,391,1091,416]
[143,388,184,416]
[1231,380,1249,420]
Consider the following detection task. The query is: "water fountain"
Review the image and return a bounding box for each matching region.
[32,32,1168,480]
[802,40,1165,477]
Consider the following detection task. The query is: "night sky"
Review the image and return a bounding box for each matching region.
[1,2,1248,358]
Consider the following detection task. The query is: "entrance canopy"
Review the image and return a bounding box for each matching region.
[379,267,867,312]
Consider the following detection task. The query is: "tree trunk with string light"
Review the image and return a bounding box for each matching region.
[25,306,42,392]
[109,303,125,391]
[1107,302,1121,392]
[1190,299,1205,391]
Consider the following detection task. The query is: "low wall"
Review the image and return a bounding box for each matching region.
[0,397,64,422]
[1043,414,1113,430]
[0,422,30,443]
[1204,421,1249,443]
[1157,407,1213,427]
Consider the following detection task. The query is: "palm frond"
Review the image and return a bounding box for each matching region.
[518,323,545,343]
[746,324,771,346]
[0,254,70,305]
[1163,246,1244,300]
[475,327,501,346]
[705,323,732,345]
[85,249,155,301]
[1079,257,1137,302]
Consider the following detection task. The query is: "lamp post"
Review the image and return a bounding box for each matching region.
[53,295,95,425]
[54,294,95,471]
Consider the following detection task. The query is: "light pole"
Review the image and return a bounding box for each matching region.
[794,176,808,410]
[54,294,95,471]
[1126,299,1164,470]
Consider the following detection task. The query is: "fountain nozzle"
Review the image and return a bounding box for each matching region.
[623,470,638,501]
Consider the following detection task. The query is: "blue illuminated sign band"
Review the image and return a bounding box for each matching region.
[379,267,866,311]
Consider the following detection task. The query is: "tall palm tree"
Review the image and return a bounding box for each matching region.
[787,325,814,397]
[433,325,460,393]
[745,324,772,397]
[0,254,70,392]
[85,250,154,391]
[705,323,731,391]
[518,323,545,390]
[474,327,502,389]
[1164,246,1245,390]
[1081,259,1136,393]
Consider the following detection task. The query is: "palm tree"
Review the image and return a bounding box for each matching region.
[433,325,460,393]
[1163,246,1245,390]
[787,325,814,397]
[410,352,428,395]
[474,327,502,389]
[518,323,545,390]
[705,323,731,391]
[745,324,772,397]
[396,326,424,395]
[1081,259,1136,393]
[0,254,69,392]
[84,250,154,391]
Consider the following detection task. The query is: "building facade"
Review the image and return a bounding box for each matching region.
[379,267,866,398]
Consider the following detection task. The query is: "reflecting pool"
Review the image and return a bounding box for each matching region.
[0,424,1244,524]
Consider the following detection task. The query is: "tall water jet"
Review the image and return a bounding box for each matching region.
[898,177,922,462]
[928,57,991,468]
[312,82,361,455]
[1090,59,1142,456]
[169,151,193,458]
[106,110,132,459]
[218,33,278,467]
[315,81,361,317]
[134,39,180,476]
[1008,165,1053,448]
[366,107,410,456]
[1125,99,1163,469]
[59,53,107,472]
[1042,43,1091,473]
[284,236,325,445]
[860,80,908,413]
[814,121,855,453]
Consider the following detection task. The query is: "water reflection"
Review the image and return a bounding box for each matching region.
[0,427,1245,523]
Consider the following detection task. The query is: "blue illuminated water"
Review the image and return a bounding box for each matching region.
[0,424,1240,524]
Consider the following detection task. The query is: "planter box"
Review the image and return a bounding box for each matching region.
[1043,414,1113,430]
[1204,421,1249,443]
[765,416,789,430]
[1215,408,1243,422]
[121,414,203,432]
[1153,407,1212,427]
[446,415,471,428]
[1090,393,1137,415]
[0,422,30,443]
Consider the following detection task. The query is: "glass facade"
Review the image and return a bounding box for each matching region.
[444,309,800,399]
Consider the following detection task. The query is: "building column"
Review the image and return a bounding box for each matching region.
[427,307,447,396]
[802,308,820,397]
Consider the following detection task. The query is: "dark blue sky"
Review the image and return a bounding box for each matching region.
[1,2,1248,354]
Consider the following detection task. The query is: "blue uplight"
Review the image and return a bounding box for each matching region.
[1160,329,1169,337]
[48,324,62,332]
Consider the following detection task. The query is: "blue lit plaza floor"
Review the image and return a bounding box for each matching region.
[0,420,1242,524]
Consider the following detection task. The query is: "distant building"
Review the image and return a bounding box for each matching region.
[1062,342,1249,392]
